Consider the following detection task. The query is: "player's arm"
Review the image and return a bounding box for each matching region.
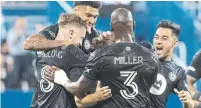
[174,70,194,108]
[74,81,111,108]
[44,55,109,98]
[24,25,71,51]
[187,50,201,103]
[174,89,194,108]
[24,34,71,51]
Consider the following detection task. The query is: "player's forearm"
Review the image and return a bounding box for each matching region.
[188,81,201,101]
[24,34,66,51]
[63,80,84,98]
[183,101,194,108]
[75,94,98,108]
[193,100,201,108]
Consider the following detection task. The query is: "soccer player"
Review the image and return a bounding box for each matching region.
[187,49,201,108]
[23,1,112,54]
[150,20,194,108]
[31,14,111,108]
[44,8,159,108]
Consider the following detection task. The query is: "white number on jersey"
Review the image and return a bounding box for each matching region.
[120,71,138,99]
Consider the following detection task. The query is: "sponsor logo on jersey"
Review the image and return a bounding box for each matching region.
[150,74,167,95]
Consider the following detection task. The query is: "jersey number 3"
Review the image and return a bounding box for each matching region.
[120,71,138,99]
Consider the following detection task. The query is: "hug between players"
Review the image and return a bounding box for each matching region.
[23,1,201,108]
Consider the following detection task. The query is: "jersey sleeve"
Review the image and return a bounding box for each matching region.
[176,69,188,92]
[39,24,59,40]
[69,68,83,82]
[187,50,201,79]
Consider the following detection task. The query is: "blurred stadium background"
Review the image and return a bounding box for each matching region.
[1,1,201,108]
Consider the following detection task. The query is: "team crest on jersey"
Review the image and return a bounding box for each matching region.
[84,39,91,50]
[169,72,177,81]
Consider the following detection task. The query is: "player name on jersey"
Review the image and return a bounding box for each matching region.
[114,56,143,64]
[37,50,63,58]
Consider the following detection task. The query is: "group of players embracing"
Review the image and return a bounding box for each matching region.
[23,1,201,108]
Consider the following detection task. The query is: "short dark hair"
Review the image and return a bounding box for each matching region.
[74,1,102,9]
[157,20,180,37]
[58,14,86,27]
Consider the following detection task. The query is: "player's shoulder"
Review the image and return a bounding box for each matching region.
[171,61,186,75]
[110,42,157,58]
[192,49,201,61]
[64,45,84,54]
[87,45,110,62]
[47,23,59,30]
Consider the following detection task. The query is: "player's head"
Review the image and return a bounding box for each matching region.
[15,17,27,29]
[153,20,180,60]
[138,41,154,50]
[73,1,102,33]
[57,14,87,45]
[110,8,135,42]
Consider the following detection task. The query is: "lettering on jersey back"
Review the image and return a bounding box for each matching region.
[114,56,143,64]
[37,50,63,58]
[150,74,167,95]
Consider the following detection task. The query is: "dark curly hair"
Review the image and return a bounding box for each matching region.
[157,20,180,37]
[74,1,102,9]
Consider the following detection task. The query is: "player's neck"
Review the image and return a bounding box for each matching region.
[164,56,172,61]
[114,33,134,43]
[164,52,173,61]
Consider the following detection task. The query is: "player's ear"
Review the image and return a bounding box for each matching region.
[69,30,74,39]
[172,38,178,48]
[73,7,79,15]
[173,40,178,48]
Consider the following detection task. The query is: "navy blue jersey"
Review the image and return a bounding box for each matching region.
[150,60,188,108]
[39,24,99,54]
[31,45,89,108]
[83,42,159,108]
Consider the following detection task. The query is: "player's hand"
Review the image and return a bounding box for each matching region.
[93,81,112,102]
[99,31,115,44]
[92,31,115,48]
[44,66,69,86]
[174,88,193,105]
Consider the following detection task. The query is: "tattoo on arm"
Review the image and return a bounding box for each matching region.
[24,34,66,51]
